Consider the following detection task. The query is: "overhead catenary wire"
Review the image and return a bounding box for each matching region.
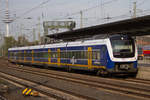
[30,8,150,33]
[13,0,51,21]
[8,0,52,39]
[13,0,150,38]
[53,0,119,20]
[137,0,148,6]
[10,0,119,35]
[22,3,150,30]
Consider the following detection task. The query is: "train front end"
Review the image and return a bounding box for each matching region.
[106,34,138,75]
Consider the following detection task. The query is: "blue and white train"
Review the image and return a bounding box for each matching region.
[8,34,138,76]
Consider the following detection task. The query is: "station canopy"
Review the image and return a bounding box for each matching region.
[47,15,150,41]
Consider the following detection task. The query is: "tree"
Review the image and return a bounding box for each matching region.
[17,35,29,46]
[1,36,17,56]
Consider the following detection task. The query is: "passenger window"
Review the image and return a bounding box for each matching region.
[50,52,57,58]
[92,50,100,60]
[60,52,67,58]
[81,51,84,59]
[43,52,48,58]
[97,52,100,60]
[92,51,96,59]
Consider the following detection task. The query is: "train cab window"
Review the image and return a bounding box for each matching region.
[110,35,135,58]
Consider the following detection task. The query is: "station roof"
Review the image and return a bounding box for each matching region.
[47,15,150,41]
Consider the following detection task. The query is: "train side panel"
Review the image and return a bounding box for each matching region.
[8,45,107,71]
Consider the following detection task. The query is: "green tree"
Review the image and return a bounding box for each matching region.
[17,35,29,46]
[1,36,17,56]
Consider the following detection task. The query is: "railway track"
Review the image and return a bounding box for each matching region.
[0,71,93,100]
[5,62,150,86]
[124,78,150,85]
[5,63,150,86]
[0,62,150,100]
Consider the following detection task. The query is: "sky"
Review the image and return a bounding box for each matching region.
[0,0,150,41]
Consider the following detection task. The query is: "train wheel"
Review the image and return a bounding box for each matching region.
[44,65,49,69]
[130,74,137,78]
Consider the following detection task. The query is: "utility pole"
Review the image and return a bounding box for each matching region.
[38,17,41,44]
[100,0,103,19]
[33,28,36,43]
[20,23,23,46]
[133,2,137,18]
[133,2,137,42]
[80,11,83,28]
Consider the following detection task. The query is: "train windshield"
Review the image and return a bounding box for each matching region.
[110,35,135,58]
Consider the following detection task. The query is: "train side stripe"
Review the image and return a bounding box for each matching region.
[88,47,92,69]
[14,59,106,69]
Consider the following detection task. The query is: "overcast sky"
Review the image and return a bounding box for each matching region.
[0,0,150,41]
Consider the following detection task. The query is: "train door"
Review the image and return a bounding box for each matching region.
[48,49,51,64]
[65,44,71,71]
[59,44,69,69]
[57,49,61,66]
[88,47,92,69]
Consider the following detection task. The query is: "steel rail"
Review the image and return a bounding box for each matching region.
[1,65,150,100]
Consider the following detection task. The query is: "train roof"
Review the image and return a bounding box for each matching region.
[8,38,108,51]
